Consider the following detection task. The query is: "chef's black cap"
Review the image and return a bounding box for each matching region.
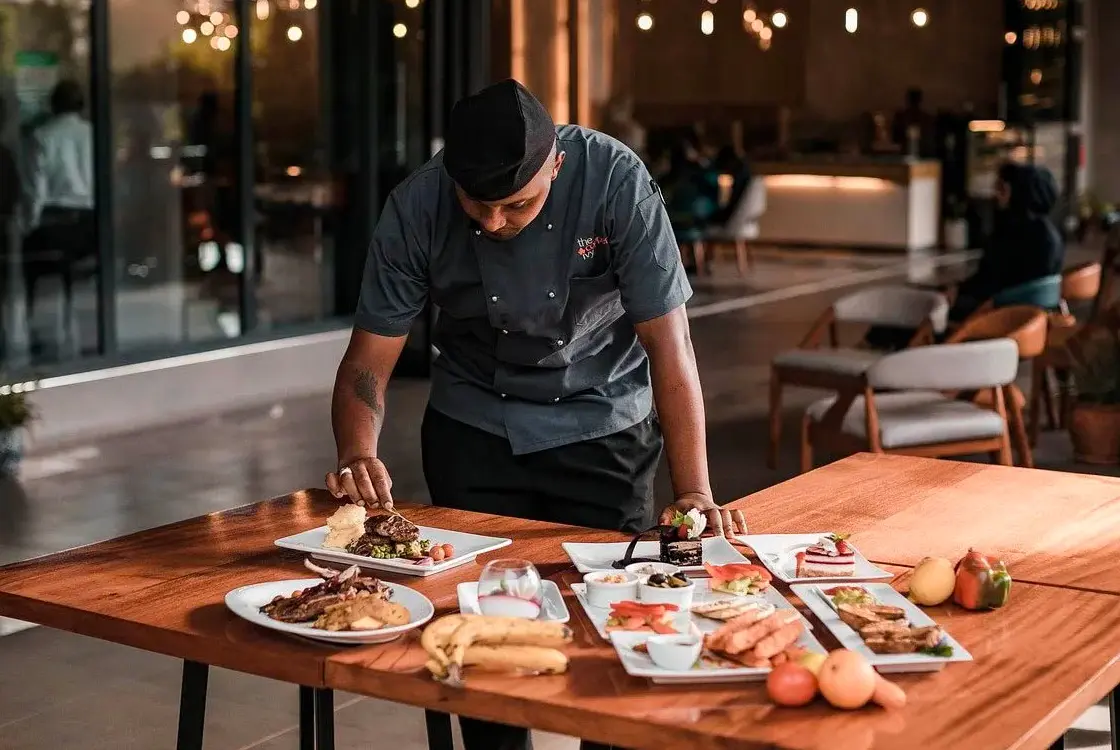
[444,79,556,202]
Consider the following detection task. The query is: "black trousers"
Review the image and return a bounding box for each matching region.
[421,406,663,750]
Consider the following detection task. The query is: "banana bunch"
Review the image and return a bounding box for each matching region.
[421,614,573,682]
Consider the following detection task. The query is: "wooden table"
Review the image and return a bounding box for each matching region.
[745,453,1120,595]
[0,458,1118,750]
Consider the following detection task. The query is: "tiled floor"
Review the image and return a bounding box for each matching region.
[0,246,1114,749]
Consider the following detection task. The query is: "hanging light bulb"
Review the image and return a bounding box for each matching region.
[255,0,270,20]
[771,10,787,28]
[911,8,929,27]
[636,12,654,31]
[845,8,858,33]
[700,10,714,35]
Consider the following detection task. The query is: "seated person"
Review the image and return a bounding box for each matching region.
[864,162,1064,350]
[659,140,718,272]
[706,146,752,227]
[947,162,1064,322]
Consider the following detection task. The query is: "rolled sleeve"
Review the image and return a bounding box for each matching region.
[354,192,429,337]
[607,164,693,323]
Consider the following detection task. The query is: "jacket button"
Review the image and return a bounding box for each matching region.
[501,329,508,335]
[500,393,507,399]
[475,229,482,236]
[547,290,556,299]
[552,397,560,402]
[490,295,498,303]
[547,223,553,230]
[555,339,565,347]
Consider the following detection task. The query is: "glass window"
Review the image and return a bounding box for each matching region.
[252,0,332,330]
[110,0,242,352]
[0,0,95,369]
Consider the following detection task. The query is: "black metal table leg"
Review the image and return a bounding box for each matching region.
[314,688,335,750]
[424,710,454,750]
[1049,735,1065,750]
[176,660,209,750]
[299,686,315,750]
[1110,683,1118,750]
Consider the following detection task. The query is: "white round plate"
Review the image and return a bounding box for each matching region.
[225,578,435,645]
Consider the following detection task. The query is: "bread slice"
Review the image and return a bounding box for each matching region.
[692,599,775,622]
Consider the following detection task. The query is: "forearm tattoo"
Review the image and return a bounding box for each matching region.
[353,368,383,418]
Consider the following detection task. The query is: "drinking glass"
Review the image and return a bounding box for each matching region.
[477,558,544,618]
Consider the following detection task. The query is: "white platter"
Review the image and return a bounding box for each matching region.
[562,536,750,574]
[276,525,512,577]
[791,582,974,673]
[570,578,810,640]
[608,627,826,685]
[457,581,570,623]
[738,533,894,584]
[225,578,435,645]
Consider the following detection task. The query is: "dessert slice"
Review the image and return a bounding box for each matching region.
[795,533,856,577]
[659,509,707,566]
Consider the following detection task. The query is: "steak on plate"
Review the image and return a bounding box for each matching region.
[366,513,420,543]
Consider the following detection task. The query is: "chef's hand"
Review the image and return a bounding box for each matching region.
[325,457,394,510]
[660,493,747,539]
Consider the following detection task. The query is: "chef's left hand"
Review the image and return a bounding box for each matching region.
[660,492,748,539]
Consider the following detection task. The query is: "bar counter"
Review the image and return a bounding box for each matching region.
[754,157,942,251]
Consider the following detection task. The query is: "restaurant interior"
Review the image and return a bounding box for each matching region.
[0,0,1119,749]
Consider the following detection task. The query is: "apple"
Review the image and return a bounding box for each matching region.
[796,651,827,676]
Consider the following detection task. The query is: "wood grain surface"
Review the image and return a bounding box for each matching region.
[0,493,600,687]
[327,565,1120,750]
[742,453,1120,595]
[0,459,1118,749]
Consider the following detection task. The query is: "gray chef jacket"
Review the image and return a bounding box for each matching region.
[355,125,692,455]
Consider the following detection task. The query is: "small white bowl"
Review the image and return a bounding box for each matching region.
[638,579,695,609]
[582,571,639,608]
[645,634,703,672]
[624,561,681,578]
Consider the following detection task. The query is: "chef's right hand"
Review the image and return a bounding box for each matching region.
[325,457,394,510]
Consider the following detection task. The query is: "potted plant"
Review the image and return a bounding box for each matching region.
[1065,325,1120,465]
[0,384,36,475]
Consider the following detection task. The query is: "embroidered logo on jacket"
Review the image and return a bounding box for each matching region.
[576,236,608,259]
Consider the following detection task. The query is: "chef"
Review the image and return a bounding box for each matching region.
[326,79,746,750]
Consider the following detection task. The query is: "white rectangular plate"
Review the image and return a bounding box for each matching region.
[608,627,827,685]
[562,536,750,574]
[739,533,894,584]
[791,582,974,673]
[570,578,810,640]
[457,581,570,623]
[276,525,512,577]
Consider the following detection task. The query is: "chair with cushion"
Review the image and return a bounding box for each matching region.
[800,338,1019,473]
[705,179,767,276]
[944,305,1048,468]
[768,286,950,468]
[1030,257,1115,443]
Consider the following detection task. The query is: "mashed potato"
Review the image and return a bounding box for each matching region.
[324,503,366,549]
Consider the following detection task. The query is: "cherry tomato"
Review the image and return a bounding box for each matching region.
[441,543,455,559]
[430,546,445,562]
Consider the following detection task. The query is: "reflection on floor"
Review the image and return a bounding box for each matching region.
[0,247,1113,749]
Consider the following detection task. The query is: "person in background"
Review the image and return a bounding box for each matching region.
[20,80,95,347]
[707,145,752,227]
[659,133,718,274]
[601,94,646,160]
[891,87,935,158]
[948,162,1064,322]
[863,162,1064,350]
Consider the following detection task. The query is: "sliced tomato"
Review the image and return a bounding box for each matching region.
[609,601,679,617]
[649,619,679,635]
[704,562,773,583]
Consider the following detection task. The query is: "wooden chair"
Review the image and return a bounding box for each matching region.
[944,306,1048,468]
[1030,259,1112,445]
[768,286,949,468]
[705,179,766,276]
[800,339,1019,473]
